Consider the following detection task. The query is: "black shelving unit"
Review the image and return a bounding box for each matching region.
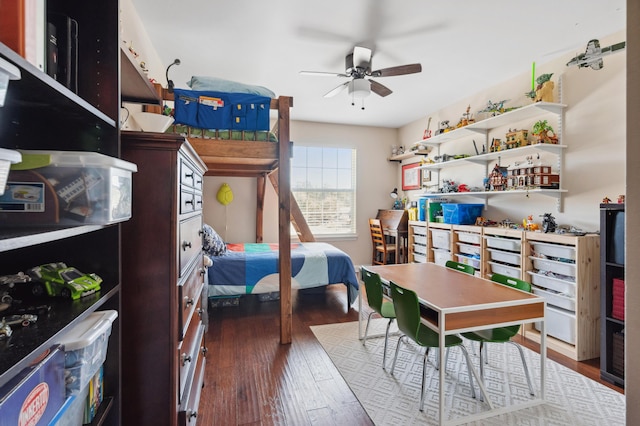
[600,203,625,387]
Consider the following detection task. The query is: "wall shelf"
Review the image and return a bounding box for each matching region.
[388,150,430,162]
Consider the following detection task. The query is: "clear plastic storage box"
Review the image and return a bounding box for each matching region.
[0,150,137,226]
[0,148,21,196]
[57,310,117,395]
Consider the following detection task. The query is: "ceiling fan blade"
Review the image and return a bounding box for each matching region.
[353,46,372,69]
[369,79,392,97]
[324,81,350,98]
[370,63,422,77]
[300,71,349,77]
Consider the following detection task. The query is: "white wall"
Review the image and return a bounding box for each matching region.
[396,30,626,233]
[203,120,398,267]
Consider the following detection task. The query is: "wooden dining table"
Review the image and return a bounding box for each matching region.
[361,263,547,425]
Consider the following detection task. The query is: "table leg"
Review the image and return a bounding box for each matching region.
[439,318,446,425]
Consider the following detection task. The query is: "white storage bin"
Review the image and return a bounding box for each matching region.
[57,310,117,395]
[414,235,427,245]
[529,256,576,277]
[0,148,21,195]
[456,253,480,269]
[431,248,451,266]
[430,229,450,250]
[413,244,427,255]
[456,242,481,256]
[1,150,137,226]
[456,231,482,245]
[487,248,521,266]
[535,305,576,345]
[413,253,427,263]
[529,241,576,261]
[411,225,427,236]
[527,271,576,297]
[485,236,521,252]
[487,261,520,279]
[532,286,576,311]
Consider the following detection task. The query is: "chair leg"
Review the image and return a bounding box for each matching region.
[382,318,394,370]
[420,347,430,411]
[362,312,375,346]
[508,341,535,396]
[390,335,405,375]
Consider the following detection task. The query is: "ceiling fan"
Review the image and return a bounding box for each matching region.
[300,46,422,102]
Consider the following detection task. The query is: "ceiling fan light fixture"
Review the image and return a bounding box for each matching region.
[348,79,370,98]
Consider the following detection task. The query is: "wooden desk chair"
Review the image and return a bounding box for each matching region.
[369,218,396,265]
[460,273,535,396]
[389,281,478,411]
[361,267,396,370]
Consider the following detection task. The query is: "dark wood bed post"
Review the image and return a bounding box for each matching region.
[256,174,266,243]
[278,96,293,344]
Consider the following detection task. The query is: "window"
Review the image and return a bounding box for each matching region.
[291,146,356,236]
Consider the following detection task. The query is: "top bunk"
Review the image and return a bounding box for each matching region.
[150,84,292,178]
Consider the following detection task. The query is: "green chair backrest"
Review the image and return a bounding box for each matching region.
[390,281,421,341]
[490,273,531,292]
[362,267,385,314]
[445,260,475,275]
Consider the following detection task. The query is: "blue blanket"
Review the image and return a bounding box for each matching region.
[207,242,359,304]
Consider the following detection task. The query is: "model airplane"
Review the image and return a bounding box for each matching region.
[566,39,626,70]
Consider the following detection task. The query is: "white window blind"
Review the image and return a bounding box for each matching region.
[291,146,357,236]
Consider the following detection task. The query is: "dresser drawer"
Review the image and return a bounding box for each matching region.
[179,349,206,426]
[178,316,205,400]
[179,216,202,277]
[180,189,196,214]
[179,271,204,339]
[180,157,196,188]
[193,193,203,212]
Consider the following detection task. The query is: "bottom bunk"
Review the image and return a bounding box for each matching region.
[206,241,359,306]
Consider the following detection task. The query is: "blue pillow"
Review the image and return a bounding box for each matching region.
[202,224,227,256]
[187,76,275,98]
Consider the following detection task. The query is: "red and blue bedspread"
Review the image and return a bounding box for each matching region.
[207,242,359,304]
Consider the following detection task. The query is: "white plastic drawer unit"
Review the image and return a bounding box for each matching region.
[529,256,576,278]
[487,261,520,279]
[487,248,521,266]
[411,225,427,236]
[431,248,451,266]
[532,286,576,311]
[413,244,427,255]
[456,242,481,256]
[527,270,576,297]
[535,305,576,345]
[529,241,576,261]
[456,231,482,245]
[455,253,480,269]
[485,236,521,252]
[430,229,451,250]
[413,253,427,263]
[414,235,427,245]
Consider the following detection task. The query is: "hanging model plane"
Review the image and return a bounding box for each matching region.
[566,39,626,70]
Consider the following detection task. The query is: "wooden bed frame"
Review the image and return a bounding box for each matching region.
[150,85,299,344]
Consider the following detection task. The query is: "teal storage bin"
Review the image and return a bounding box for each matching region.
[441,203,484,225]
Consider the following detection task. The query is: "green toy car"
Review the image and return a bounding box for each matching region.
[27,262,102,300]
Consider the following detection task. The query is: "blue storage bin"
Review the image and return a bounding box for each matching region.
[441,203,484,225]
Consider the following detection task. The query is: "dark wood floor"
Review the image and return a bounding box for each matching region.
[197,285,623,426]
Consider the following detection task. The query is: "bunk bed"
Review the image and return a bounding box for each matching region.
[151,83,358,344]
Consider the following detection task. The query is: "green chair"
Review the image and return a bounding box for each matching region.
[361,268,396,370]
[445,260,475,275]
[389,281,478,411]
[460,273,535,396]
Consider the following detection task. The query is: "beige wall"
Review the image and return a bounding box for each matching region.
[397,30,626,233]
[203,120,399,267]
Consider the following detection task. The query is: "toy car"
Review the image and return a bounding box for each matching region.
[26,262,102,300]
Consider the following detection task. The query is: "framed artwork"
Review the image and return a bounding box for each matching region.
[422,169,433,187]
[402,163,421,190]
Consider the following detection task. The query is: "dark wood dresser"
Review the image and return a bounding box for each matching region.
[120,132,207,425]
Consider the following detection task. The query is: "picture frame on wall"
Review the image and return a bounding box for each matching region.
[402,163,421,191]
[422,169,432,187]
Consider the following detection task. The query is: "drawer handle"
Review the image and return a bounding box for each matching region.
[197,308,203,318]
[196,179,202,185]
[198,229,204,236]
[185,172,194,179]
[185,297,194,307]
[199,268,205,276]
[201,346,208,356]
[188,410,198,421]
[196,200,203,205]
[185,199,194,205]
[182,241,192,250]
[181,353,192,366]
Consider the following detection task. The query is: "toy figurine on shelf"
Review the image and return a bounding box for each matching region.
[617,194,625,204]
[541,213,557,233]
[456,105,475,128]
[532,120,558,144]
[602,196,612,204]
[523,215,539,231]
[525,73,554,103]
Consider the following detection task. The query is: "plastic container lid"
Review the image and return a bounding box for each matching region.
[0,148,22,164]
[11,150,137,173]
[57,310,118,351]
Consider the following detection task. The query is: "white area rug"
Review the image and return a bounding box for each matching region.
[311,319,625,425]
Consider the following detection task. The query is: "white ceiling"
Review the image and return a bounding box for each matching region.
[132,0,626,128]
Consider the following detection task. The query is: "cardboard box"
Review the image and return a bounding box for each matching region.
[0,345,66,426]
